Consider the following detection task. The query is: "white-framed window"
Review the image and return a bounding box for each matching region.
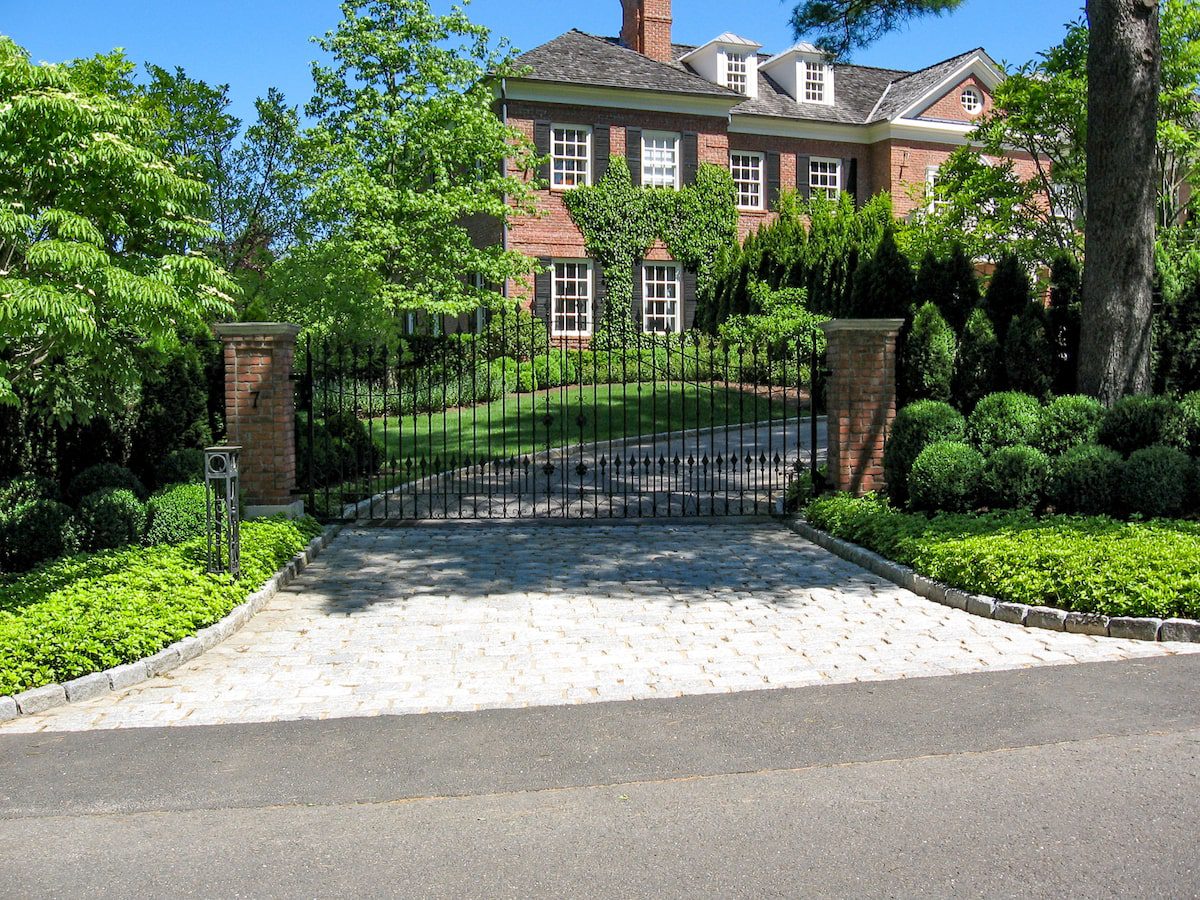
[730,152,765,210]
[551,260,593,337]
[925,164,942,214]
[642,262,681,334]
[724,52,749,94]
[804,61,830,103]
[809,157,841,200]
[551,124,591,189]
[960,86,983,115]
[404,311,417,335]
[642,131,680,189]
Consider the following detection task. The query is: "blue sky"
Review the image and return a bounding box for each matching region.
[3,0,1085,125]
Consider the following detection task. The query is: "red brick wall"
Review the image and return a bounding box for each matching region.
[217,325,300,510]
[821,321,903,496]
[916,74,993,123]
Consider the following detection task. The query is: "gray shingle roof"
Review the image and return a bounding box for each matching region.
[511,31,995,127]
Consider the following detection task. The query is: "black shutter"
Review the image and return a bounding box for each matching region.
[843,157,859,205]
[534,256,552,325]
[681,268,698,331]
[766,151,781,210]
[682,131,698,185]
[631,260,644,329]
[534,121,551,185]
[592,260,606,332]
[796,154,811,200]
[593,125,610,182]
[626,127,642,186]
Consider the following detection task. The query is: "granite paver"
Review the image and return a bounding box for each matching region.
[3,521,1196,733]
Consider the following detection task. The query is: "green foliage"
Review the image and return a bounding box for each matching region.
[1121,446,1194,519]
[1166,391,1200,456]
[1154,232,1200,394]
[75,488,147,551]
[1002,305,1053,398]
[295,412,382,490]
[300,0,540,318]
[67,464,148,506]
[0,516,321,695]
[484,306,548,361]
[908,441,982,512]
[0,36,235,420]
[884,400,966,505]
[563,157,739,344]
[804,495,1200,618]
[0,476,59,510]
[145,482,207,546]
[1097,395,1181,456]
[0,500,74,573]
[716,282,828,352]
[848,227,913,318]
[788,0,966,58]
[901,302,956,404]
[129,342,213,483]
[981,445,1049,510]
[532,354,578,389]
[982,254,1033,342]
[952,308,1001,411]
[1049,444,1123,515]
[1035,395,1104,457]
[1047,253,1082,395]
[156,449,206,489]
[966,392,1042,454]
[913,244,980,334]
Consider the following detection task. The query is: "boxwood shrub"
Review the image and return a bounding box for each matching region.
[981,445,1049,510]
[1120,445,1193,518]
[532,353,579,389]
[1034,395,1104,457]
[76,488,147,551]
[67,463,148,505]
[0,500,74,573]
[1098,395,1179,456]
[145,482,207,546]
[908,441,982,512]
[966,391,1042,454]
[1049,444,1123,515]
[0,476,59,510]
[883,400,966,505]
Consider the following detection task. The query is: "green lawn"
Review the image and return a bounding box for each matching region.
[364,382,799,465]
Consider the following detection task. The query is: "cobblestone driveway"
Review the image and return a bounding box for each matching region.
[4,522,1195,733]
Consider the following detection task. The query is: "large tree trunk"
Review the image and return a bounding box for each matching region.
[1078,0,1161,404]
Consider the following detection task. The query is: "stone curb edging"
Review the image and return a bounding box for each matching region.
[786,517,1200,645]
[0,522,344,723]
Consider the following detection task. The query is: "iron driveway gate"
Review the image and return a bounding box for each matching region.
[297,314,824,521]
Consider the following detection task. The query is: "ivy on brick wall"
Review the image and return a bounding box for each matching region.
[562,157,738,345]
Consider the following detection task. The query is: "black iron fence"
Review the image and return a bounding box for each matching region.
[296,314,825,521]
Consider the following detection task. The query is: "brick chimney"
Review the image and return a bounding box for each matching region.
[620,0,673,62]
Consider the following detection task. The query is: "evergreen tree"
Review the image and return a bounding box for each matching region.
[1048,252,1083,394]
[1003,305,1054,398]
[954,308,1002,410]
[849,227,914,317]
[941,244,982,334]
[902,302,957,404]
[983,254,1033,341]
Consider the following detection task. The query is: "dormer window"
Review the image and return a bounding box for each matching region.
[804,61,830,103]
[725,52,749,94]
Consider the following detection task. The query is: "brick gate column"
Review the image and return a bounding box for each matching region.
[819,319,905,496]
[215,323,303,518]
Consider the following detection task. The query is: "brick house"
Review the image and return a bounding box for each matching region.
[474,0,1034,339]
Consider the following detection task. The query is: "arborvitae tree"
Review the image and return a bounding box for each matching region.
[940,244,982,335]
[983,253,1033,341]
[1048,252,1082,394]
[1003,304,1054,398]
[849,227,914,317]
[915,250,949,307]
[953,307,1001,411]
[901,302,957,404]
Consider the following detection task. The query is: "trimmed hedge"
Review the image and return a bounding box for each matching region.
[0,516,323,696]
[1098,395,1179,456]
[883,400,966,506]
[1049,444,1123,515]
[75,488,147,551]
[67,464,148,505]
[908,441,982,512]
[981,445,1049,510]
[804,494,1200,618]
[145,482,207,546]
[1035,395,1103,457]
[0,500,74,573]
[966,391,1042,454]
[1121,446,1193,518]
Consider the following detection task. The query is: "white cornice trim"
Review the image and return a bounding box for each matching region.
[502,79,738,117]
[728,114,983,147]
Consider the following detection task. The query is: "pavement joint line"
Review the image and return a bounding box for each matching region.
[3,725,1192,823]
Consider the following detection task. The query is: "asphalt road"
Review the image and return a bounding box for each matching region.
[3,655,1199,898]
